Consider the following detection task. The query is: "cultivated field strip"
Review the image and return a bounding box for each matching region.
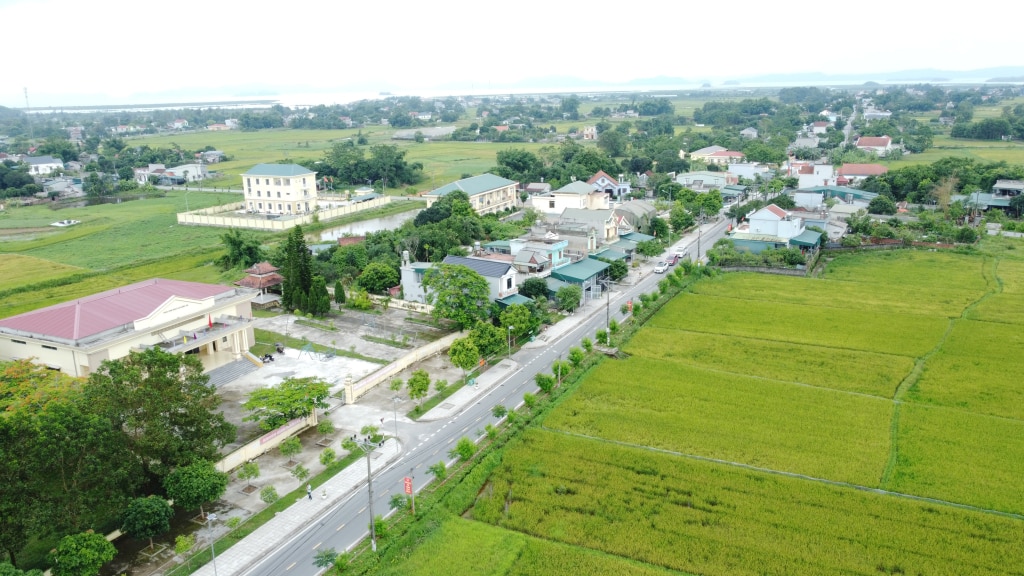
[377,515,690,576]
[691,270,985,318]
[545,359,893,486]
[650,292,949,357]
[471,429,1024,576]
[626,328,913,398]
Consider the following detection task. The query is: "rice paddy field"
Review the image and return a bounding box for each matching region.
[403,245,1024,575]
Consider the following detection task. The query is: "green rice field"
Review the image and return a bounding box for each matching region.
[401,246,1024,575]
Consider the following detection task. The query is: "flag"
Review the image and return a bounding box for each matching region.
[208,314,213,328]
[183,336,187,344]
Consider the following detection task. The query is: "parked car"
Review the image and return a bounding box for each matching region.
[654,262,669,274]
[666,254,680,266]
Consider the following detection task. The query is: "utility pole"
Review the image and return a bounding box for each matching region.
[359,440,378,552]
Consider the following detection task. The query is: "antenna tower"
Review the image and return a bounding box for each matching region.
[23,87,33,140]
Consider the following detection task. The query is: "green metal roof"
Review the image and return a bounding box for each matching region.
[802,186,878,201]
[243,163,316,177]
[789,230,822,247]
[590,249,628,261]
[484,240,511,249]
[621,232,655,242]
[497,294,534,307]
[550,259,609,283]
[610,239,638,251]
[425,173,517,198]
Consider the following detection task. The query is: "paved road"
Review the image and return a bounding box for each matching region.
[198,218,731,576]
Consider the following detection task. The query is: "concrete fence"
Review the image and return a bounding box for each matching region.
[714,266,809,277]
[366,294,434,314]
[176,196,393,230]
[341,330,462,404]
[215,413,318,474]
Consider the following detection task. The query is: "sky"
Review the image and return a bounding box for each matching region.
[2,0,1022,109]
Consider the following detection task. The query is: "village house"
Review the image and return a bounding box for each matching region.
[855,136,893,156]
[530,180,609,215]
[424,173,519,216]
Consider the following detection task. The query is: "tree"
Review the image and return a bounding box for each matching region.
[469,321,505,358]
[406,369,431,406]
[357,261,399,294]
[291,464,310,483]
[555,285,583,312]
[84,348,236,481]
[313,548,340,570]
[568,347,585,368]
[635,240,663,260]
[519,277,549,300]
[535,373,555,394]
[428,461,447,480]
[279,437,302,465]
[307,276,332,317]
[333,280,346,305]
[449,437,476,462]
[670,204,695,233]
[218,229,264,270]
[422,264,491,329]
[47,531,116,576]
[649,216,670,239]
[607,259,628,281]
[500,303,537,342]
[280,225,313,310]
[448,338,479,387]
[597,130,628,157]
[163,460,228,520]
[491,405,507,419]
[0,563,43,576]
[238,462,260,489]
[867,195,898,215]
[320,448,337,466]
[121,496,174,550]
[243,376,330,431]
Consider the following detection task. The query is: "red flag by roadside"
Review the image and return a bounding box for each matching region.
[208,314,213,328]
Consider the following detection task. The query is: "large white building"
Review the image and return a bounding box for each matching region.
[243,163,319,215]
[0,279,257,377]
[424,173,519,216]
[530,180,610,214]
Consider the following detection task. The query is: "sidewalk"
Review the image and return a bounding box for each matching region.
[189,439,401,576]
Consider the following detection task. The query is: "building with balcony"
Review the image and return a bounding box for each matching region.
[424,173,519,216]
[0,279,257,377]
[243,163,319,215]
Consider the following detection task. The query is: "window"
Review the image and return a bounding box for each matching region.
[249,202,254,210]
[274,178,281,186]
[246,178,251,187]
[277,191,281,198]
[302,178,306,185]
[506,278,512,289]
[11,339,26,345]
[549,200,555,209]
[283,178,290,185]
[42,345,57,350]
[257,190,261,197]
[258,203,263,210]
[278,204,283,212]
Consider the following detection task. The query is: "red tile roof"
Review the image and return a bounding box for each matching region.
[236,273,283,290]
[0,279,233,342]
[243,261,279,275]
[709,150,745,157]
[766,204,788,219]
[838,164,889,176]
[856,136,891,147]
[587,170,618,185]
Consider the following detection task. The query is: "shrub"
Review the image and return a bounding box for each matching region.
[291,464,310,482]
[260,485,279,504]
[429,461,447,480]
[582,337,593,353]
[450,437,476,462]
[492,405,508,418]
[535,373,556,394]
[320,448,336,466]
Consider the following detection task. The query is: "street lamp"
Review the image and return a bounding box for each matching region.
[392,396,400,440]
[358,439,378,552]
[507,325,514,360]
[206,513,219,576]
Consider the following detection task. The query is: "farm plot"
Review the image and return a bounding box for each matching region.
[471,429,1023,576]
[0,255,86,293]
[626,329,911,398]
[822,249,991,292]
[692,271,985,319]
[376,516,686,576]
[544,359,892,486]
[652,293,948,357]
[908,319,1024,420]
[966,258,1024,324]
[886,403,1024,514]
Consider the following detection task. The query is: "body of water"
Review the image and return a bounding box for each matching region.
[320,209,421,241]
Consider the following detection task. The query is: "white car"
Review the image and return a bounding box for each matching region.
[654,262,669,274]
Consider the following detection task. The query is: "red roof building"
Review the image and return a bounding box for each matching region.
[0,278,257,376]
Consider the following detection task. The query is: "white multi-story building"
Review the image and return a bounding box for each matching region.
[243,163,319,215]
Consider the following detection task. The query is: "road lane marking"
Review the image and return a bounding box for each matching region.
[359,506,366,513]
[336,522,346,531]
[313,541,322,549]
[286,561,296,570]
